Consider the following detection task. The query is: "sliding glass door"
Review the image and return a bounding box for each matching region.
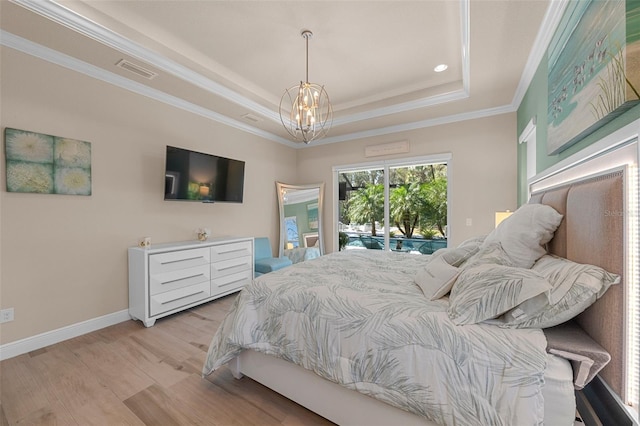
[335,155,450,254]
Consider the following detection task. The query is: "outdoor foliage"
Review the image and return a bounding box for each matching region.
[390,183,422,238]
[419,176,447,236]
[338,232,349,251]
[342,164,447,238]
[347,183,384,236]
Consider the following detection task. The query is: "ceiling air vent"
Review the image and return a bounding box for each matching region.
[115,59,158,80]
[241,113,262,123]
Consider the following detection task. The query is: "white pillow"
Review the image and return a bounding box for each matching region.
[457,234,486,248]
[481,204,563,269]
[432,243,481,268]
[447,264,552,325]
[462,242,516,269]
[414,256,460,300]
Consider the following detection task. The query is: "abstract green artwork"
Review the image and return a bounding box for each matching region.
[4,128,92,195]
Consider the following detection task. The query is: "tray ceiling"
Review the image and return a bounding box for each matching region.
[0,0,562,147]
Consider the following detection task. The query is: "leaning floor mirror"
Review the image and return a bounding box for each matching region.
[276,182,325,259]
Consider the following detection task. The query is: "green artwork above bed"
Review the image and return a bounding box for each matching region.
[546,0,640,155]
[4,128,92,195]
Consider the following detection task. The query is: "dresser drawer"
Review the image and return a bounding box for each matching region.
[150,264,210,295]
[210,241,252,262]
[150,281,210,316]
[211,255,252,279]
[149,248,210,275]
[211,270,252,295]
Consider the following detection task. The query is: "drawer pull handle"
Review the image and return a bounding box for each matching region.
[215,263,247,271]
[162,290,204,305]
[161,256,204,265]
[216,248,246,255]
[161,273,205,285]
[221,277,247,287]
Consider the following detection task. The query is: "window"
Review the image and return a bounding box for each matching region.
[333,154,450,254]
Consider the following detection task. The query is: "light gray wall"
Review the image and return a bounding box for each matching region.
[0,47,296,344]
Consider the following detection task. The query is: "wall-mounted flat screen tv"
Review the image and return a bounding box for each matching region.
[164,145,245,203]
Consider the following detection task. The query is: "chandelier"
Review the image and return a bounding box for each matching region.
[279,30,332,144]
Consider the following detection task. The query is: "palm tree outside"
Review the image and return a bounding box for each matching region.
[339,163,448,254]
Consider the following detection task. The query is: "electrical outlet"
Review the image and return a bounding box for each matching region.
[0,308,14,323]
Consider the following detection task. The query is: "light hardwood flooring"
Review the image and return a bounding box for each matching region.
[0,294,334,425]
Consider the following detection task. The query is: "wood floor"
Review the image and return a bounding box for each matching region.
[0,294,335,425]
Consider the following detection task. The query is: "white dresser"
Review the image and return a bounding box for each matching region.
[128,237,254,327]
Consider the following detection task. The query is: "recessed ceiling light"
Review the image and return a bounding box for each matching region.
[434,64,448,73]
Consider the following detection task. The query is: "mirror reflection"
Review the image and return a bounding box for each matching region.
[276,182,325,260]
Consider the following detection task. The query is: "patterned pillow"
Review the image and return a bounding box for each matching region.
[481,204,563,268]
[500,255,620,328]
[447,264,551,325]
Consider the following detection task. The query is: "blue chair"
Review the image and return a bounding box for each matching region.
[254,237,292,277]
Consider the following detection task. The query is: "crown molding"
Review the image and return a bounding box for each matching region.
[0,30,296,147]
[9,0,470,131]
[332,88,469,127]
[4,0,554,149]
[310,104,516,147]
[510,0,568,109]
[9,0,282,124]
[1,28,508,149]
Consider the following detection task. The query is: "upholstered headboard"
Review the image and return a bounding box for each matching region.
[530,169,625,399]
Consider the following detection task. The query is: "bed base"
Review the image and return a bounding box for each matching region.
[231,350,434,426]
[231,350,574,426]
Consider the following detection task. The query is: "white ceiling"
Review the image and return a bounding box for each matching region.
[0,0,565,148]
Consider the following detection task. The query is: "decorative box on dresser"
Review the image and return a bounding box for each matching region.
[128,237,254,327]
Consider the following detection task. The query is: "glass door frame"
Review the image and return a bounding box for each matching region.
[331,153,452,253]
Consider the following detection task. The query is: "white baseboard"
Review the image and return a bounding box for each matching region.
[0,310,132,361]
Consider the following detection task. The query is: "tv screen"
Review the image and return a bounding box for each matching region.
[164,146,245,203]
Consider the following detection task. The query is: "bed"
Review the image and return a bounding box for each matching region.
[202,168,627,426]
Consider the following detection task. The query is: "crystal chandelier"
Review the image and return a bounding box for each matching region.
[279,30,332,144]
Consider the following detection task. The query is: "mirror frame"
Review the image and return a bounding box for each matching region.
[276,181,325,258]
